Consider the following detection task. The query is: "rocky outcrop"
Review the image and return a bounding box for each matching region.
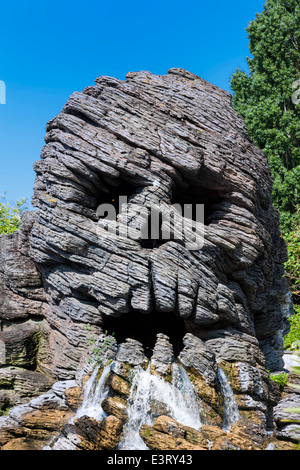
[0,379,76,449]
[140,416,208,450]
[272,355,300,445]
[178,333,223,425]
[0,332,297,451]
[27,67,291,375]
[0,216,54,413]
[150,333,174,378]
[0,68,296,449]
[139,415,272,451]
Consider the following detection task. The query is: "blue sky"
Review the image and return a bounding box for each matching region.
[0,0,265,207]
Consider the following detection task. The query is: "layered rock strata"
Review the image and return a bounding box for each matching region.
[0,68,297,450]
[1,334,296,451]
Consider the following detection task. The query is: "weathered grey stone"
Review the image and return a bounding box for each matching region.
[0,384,73,448]
[178,333,217,386]
[140,419,208,450]
[28,69,289,374]
[199,329,265,366]
[273,394,300,428]
[150,334,174,377]
[274,424,300,443]
[115,339,147,367]
[0,321,41,368]
[0,68,293,449]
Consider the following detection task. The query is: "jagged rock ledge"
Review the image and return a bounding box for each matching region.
[0,333,297,450]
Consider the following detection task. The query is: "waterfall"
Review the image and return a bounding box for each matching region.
[67,358,240,450]
[72,363,111,422]
[217,367,240,431]
[171,362,203,429]
[118,362,203,450]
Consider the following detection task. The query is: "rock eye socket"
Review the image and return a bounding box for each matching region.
[172,186,224,226]
[96,179,139,218]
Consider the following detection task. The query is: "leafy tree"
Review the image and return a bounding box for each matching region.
[0,193,28,235]
[230,1,300,353]
[284,227,300,304]
[230,0,300,230]
[284,225,300,350]
[284,305,300,350]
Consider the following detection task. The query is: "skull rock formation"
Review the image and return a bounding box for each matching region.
[0,68,295,449]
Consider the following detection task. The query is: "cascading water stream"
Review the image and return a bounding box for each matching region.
[217,366,240,431]
[43,363,112,450]
[72,363,112,422]
[118,362,203,450]
[65,356,241,450]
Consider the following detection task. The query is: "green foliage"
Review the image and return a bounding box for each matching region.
[0,193,28,235]
[284,226,300,304]
[230,0,300,230]
[269,372,289,389]
[284,305,300,350]
[85,324,116,366]
[230,0,300,361]
[283,225,300,350]
[0,406,10,416]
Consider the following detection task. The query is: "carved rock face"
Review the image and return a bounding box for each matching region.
[28,68,291,378]
[0,68,297,451]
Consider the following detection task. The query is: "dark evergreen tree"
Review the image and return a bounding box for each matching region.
[230,0,300,229]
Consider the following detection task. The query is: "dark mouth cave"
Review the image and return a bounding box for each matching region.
[103,309,186,358]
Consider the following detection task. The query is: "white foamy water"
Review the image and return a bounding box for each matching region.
[61,358,241,451]
[119,362,203,450]
[72,363,111,422]
[217,367,240,431]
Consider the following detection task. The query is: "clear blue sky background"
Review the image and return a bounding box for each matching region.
[0,0,265,208]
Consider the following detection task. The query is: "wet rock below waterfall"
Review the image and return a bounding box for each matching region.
[2,333,298,451]
[114,339,148,368]
[107,373,132,398]
[139,415,273,451]
[139,416,208,450]
[76,415,123,450]
[211,418,269,450]
[0,68,294,451]
[0,406,73,450]
[52,415,124,450]
[101,396,128,424]
[64,386,84,411]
